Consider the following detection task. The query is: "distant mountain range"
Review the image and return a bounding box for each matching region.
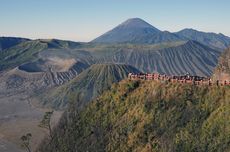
[1,18,230,51]
[0,38,220,77]
[92,18,230,50]
[176,28,230,49]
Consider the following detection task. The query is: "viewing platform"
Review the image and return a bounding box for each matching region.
[128,73,230,86]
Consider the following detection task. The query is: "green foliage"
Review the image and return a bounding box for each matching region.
[38,80,230,152]
[39,111,54,139]
[125,80,139,92]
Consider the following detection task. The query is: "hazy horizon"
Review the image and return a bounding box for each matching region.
[1,0,230,42]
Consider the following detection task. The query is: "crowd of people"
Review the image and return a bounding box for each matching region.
[128,73,230,86]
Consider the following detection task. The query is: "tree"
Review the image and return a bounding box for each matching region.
[39,111,54,139]
[20,133,32,152]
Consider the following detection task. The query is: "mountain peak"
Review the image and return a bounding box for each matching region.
[92,18,180,44]
[119,18,158,29]
[112,18,161,34]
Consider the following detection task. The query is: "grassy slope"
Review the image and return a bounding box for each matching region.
[0,40,47,71]
[39,80,230,152]
[0,37,29,51]
[38,64,140,109]
[0,39,81,71]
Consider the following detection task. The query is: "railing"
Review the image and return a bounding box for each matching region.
[128,73,230,86]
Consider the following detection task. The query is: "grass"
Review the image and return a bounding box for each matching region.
[0,40,47,71]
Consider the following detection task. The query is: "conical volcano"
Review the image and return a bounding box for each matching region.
[92,18,182,44]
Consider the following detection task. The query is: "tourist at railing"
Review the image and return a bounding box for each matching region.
[128,73,230,86]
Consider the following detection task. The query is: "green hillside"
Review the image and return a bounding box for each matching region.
[38,80,230,152]
[0,37,29,51]
[0,39,81,71]
[0,40,47,71]
[38,64,140,109]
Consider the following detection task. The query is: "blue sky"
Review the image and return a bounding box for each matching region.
[1,0,230,42]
